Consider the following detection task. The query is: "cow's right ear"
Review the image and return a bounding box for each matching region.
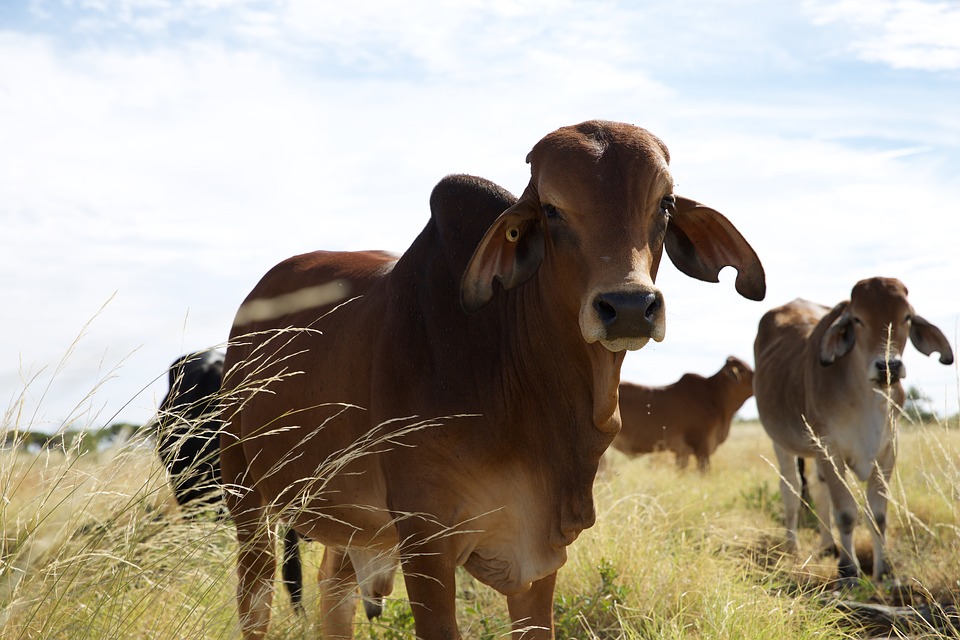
[819,312,856,365]
[461,186,545,312]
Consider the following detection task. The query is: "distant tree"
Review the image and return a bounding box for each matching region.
[101,422,139,447]
[902,385,937,424]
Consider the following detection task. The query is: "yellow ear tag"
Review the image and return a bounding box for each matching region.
[506,227,520,243]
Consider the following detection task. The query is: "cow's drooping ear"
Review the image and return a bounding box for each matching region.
[665,197,766,301]
[909,314,955,365]
[461,185,545,312]
[819,312,856,366]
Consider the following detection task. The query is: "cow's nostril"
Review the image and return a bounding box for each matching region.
[645,293,662,321]
[594,297,617,326]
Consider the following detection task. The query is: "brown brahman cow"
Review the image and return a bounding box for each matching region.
[753,277,953,584]
[612,356,754,471]
[220,120,766,639]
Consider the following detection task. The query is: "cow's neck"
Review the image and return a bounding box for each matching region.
[495,278,624,459]
[393,234,624,539]
[509,278,622,415]
[398,227,624,456]
[487,280,624,537]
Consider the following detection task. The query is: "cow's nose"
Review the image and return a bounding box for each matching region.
[875,358,905,385]
[593,290,663,340]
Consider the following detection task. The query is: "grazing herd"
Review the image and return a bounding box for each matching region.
[144,120,954,638]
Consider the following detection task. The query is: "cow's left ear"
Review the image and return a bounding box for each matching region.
[665,197,766,301]
[461,185,545,312]
[909,314,955,365]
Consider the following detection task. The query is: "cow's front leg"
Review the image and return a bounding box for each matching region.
[867,443,895,581]
[507,571,557,639]
[818,449,861,584]
[399,536,460,639]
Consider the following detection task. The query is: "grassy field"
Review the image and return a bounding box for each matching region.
[2,418,958,639]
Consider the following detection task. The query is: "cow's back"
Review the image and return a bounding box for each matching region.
[614,378,707,455]
[753,299,828,452]
[222,249,399,545]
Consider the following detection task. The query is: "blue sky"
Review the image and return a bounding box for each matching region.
[2,0,959,432]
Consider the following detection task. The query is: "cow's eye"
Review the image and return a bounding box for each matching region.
[660,195,676,215]
[542,203,561,219]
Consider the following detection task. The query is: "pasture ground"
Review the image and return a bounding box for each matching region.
[1,419,958,639]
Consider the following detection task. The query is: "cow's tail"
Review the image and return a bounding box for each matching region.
[282,526,304,613]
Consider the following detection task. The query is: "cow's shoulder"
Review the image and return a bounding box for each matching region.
[757,298,832,351]
[772,298,831,328]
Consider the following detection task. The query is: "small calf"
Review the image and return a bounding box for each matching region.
[753,277,953,583]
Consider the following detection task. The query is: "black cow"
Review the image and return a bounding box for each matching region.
[155,349,225,509]
[153,349,305,609]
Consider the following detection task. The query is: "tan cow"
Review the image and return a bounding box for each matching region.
[612,356,754,471]
[220,120,765,639]
[753,277,953,584]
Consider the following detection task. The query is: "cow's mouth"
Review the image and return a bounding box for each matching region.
[600,336,652,352]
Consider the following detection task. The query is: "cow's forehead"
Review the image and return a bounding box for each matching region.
[530,122,674,206]
[530,121,670,166]
[850,278,911,318]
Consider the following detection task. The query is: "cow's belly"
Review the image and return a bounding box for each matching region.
[258,472,398,548]
[240,420,397,547]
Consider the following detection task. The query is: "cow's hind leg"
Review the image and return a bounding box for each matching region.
[234,506,278,638]
[774,445,802,554]
[221,435,276,639]
[318,546,359,639]
[507,571,557,639]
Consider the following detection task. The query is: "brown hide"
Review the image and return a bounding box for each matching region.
[612,356,754,470]
[753,277,953,583]
[220,121,765,639]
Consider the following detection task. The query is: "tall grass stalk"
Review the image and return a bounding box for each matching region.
[3,343,958,638]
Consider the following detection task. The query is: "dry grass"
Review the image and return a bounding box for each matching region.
[2,408,958,639]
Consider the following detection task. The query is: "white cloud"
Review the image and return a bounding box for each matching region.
[2,1,959,429]
[804,0,960,70]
